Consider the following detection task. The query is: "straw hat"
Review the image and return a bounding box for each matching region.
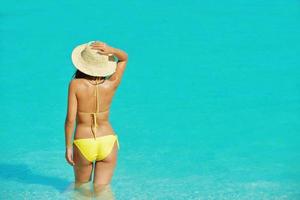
[71,41,117,76]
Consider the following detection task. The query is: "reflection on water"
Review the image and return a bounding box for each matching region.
[62,182,116,200]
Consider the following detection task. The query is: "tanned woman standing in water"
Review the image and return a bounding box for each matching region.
[64,40,128,198]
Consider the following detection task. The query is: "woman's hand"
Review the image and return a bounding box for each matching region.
[91,41,114,55]
[65,147,75,166]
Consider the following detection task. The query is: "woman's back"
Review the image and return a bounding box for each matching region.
[74,77,119,139]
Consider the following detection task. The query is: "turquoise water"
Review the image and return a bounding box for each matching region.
[1,0,300,199]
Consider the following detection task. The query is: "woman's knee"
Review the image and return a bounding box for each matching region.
[93,183,110,193]
[75,180,91,189]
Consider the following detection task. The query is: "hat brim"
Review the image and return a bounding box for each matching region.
[71,43,117,77]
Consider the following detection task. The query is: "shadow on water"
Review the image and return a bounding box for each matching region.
[0,163,116,199]
[0,162,70,193]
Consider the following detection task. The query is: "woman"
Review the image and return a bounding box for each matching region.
[64,40,128,196]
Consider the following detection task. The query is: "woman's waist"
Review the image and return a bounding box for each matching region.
[76,120,112,127]
[74,125,116,140]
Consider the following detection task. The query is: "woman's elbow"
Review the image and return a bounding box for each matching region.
[65,117,76,126]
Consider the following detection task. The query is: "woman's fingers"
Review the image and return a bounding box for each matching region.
[90,42,111,55]
[91,45,107,51]
[66,151,75,166]
[91,46,105,51]
[68,154,75,166]
[91,44,105,47]
[91,44,107,50]
[91,42,106,47]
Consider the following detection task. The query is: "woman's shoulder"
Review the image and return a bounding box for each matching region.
[69,78,79,86]
[69,78,87,89]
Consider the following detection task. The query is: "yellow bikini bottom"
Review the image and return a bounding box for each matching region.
[73,134,120,162]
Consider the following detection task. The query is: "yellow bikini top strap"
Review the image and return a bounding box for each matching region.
[95,83,99,112]
[91,83,100,139]
[90,78,104,139]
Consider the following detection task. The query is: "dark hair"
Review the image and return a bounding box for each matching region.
[72,69,112,80]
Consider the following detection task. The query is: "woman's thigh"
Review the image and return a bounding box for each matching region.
[73,144,93,186]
